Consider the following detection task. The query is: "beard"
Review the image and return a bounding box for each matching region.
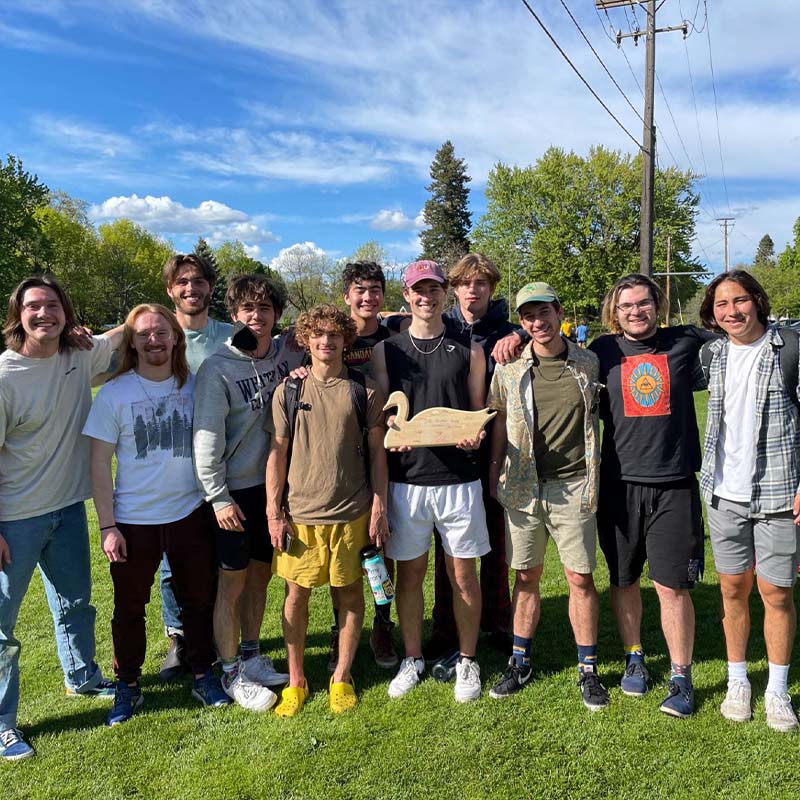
[176,293,211,316]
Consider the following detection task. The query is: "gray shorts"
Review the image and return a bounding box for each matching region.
[706,495,800,588]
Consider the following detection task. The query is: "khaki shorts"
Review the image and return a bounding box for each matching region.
[505,476,596,573]
[273,510,370,589]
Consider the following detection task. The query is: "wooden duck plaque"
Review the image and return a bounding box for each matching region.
[383,390,497,448]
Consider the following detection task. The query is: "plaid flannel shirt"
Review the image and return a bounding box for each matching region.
[700,325,800,514]
[488,339,602,514]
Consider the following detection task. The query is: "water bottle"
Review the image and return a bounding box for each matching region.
[360,545,394,606]
[432,650,460,682]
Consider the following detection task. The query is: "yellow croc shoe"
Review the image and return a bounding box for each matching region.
[274,680,308,718]
[329,676,357,713]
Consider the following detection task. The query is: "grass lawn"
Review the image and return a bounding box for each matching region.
[6,394,800,799]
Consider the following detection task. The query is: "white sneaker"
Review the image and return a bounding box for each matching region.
[388,656,424,698]
[240,655,290,688]
[454,658,481,703]
[720,681,752,722]
[222,669,277,712]
[764,691,799,732]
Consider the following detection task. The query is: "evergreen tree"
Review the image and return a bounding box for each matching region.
[418,140,471,267]
[194,237,227,319]
[754,234,775,267]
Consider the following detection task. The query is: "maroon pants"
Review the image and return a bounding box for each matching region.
[111,504,216,683]
[431,475,511,641]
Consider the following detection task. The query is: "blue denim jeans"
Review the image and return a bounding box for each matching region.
[160,554,184,636]
[0,502,103,732]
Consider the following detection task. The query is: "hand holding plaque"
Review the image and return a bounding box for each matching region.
[383,391,497,449]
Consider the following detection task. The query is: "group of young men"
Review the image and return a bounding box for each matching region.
[1,250,798,761]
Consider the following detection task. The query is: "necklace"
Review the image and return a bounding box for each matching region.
[135,371,177,414]
[408,329,446,355]
[533,355,568,383]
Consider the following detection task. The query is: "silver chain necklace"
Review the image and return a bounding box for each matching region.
[407,329,446,355]
[135,371,177,414]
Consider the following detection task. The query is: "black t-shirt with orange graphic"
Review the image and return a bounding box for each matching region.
[589,325,715,483]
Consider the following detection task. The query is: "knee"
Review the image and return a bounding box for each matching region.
[719,575,752,603]
[759,582,794,614]
[564,569,595,595]
[515,567,542,591]
[217,570,246,601]
[451,560,479,593]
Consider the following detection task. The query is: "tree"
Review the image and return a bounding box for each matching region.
[418,140,471,267]
[754,234,775,267]
[472,146,702,316]
[0,154,50,299]
[347,240,405,310]
[271,242,333,315]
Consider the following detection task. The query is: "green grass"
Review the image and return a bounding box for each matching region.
[7,394,800,799]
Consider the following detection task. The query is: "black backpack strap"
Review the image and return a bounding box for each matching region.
[347,368,371,487]
[283,376,303,455]
[777,328,800,413]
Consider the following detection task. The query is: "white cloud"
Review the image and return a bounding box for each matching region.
[370,209,425,231]
[89,194,277,254]
[32,114,137,158]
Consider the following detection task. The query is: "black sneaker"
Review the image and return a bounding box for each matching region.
[578,670,610,711]
[659,676,695,718]
[489,659,532,699]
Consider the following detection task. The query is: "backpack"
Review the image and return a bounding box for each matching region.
[699,327,800,413]
[283,368,371,484]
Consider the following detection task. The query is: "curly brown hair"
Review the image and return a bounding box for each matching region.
[162,253,217,289]
[295,303,358,350]
[225,273,287,317]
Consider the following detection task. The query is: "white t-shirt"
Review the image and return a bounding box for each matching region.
[83,371,204,525]
[714,332,768,502]
[0,336,114,521]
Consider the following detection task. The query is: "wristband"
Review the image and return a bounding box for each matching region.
[100,524,117,531]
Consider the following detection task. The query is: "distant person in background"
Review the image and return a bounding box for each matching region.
[576,319,589,349]
[84,304,228,726]
[158,253,234,681]
[699,271,800,732]
[0,276,123,762]
[560,319,576,342]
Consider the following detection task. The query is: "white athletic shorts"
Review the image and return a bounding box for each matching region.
[385,480,491,561]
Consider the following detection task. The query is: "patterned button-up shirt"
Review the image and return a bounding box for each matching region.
[488,340,602,513]
[700,326,800,514]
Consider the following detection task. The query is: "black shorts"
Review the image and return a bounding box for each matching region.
[214,485,273,571]
[597,475,704,589]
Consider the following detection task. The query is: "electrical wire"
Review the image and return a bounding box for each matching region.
[704,4,732,212]
[517,0,642,150]
[558,0,644,124]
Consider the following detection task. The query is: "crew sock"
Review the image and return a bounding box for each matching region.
[577,644,598,674]
[511,635,532,667]
[240,640,259,661]
[766,662,790,696]
[727,661,748,687]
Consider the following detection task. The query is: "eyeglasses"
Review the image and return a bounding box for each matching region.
[616,299,655,314]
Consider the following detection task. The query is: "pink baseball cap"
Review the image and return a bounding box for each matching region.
[402,260,446,288]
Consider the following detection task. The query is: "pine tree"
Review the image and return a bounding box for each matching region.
[194,237,226,319]
[754,234,775,267]
[418,140,471,267]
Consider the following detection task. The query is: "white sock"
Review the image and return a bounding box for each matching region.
[727,661,748,686]
[766,662,790,696]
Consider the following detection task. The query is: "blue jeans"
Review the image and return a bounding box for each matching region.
[160,555,184,636]
[0,502,103,732]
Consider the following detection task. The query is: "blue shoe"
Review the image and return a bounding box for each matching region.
[621,657,649,697]
[66,677,116,699]
[0,728,34,761]
[192,671,232,708]
[107,682,144,726]
[660,676,694,718]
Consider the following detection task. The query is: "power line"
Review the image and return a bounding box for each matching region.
[517,0,641,150]
[704,4,732,212]
[558,0,644,124]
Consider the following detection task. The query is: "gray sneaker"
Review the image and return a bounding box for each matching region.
[720,681,752,722]
[764,691,799,733]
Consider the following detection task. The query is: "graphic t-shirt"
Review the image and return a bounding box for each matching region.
[83,372,203,525]
[0,336,114,521]
[184,317,233,374]
[346,325,391,380]
[589,325,714,482]
[269,368,385,524]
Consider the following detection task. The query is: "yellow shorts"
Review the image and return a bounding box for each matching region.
[274,510,370,589]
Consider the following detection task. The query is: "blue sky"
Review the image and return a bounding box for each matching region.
[1,0,798,275]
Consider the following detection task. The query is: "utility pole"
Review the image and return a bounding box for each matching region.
[665,234,671,323]
[599,2,688,277]
[718,216,735,272]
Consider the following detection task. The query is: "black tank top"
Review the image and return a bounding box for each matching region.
[384,329,479,485]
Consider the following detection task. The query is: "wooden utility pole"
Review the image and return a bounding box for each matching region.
[600,1,688,277]
[665,234,672,323]
[718,217,735,272]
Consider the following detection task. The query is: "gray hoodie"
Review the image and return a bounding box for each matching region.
[193,333,304,511]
